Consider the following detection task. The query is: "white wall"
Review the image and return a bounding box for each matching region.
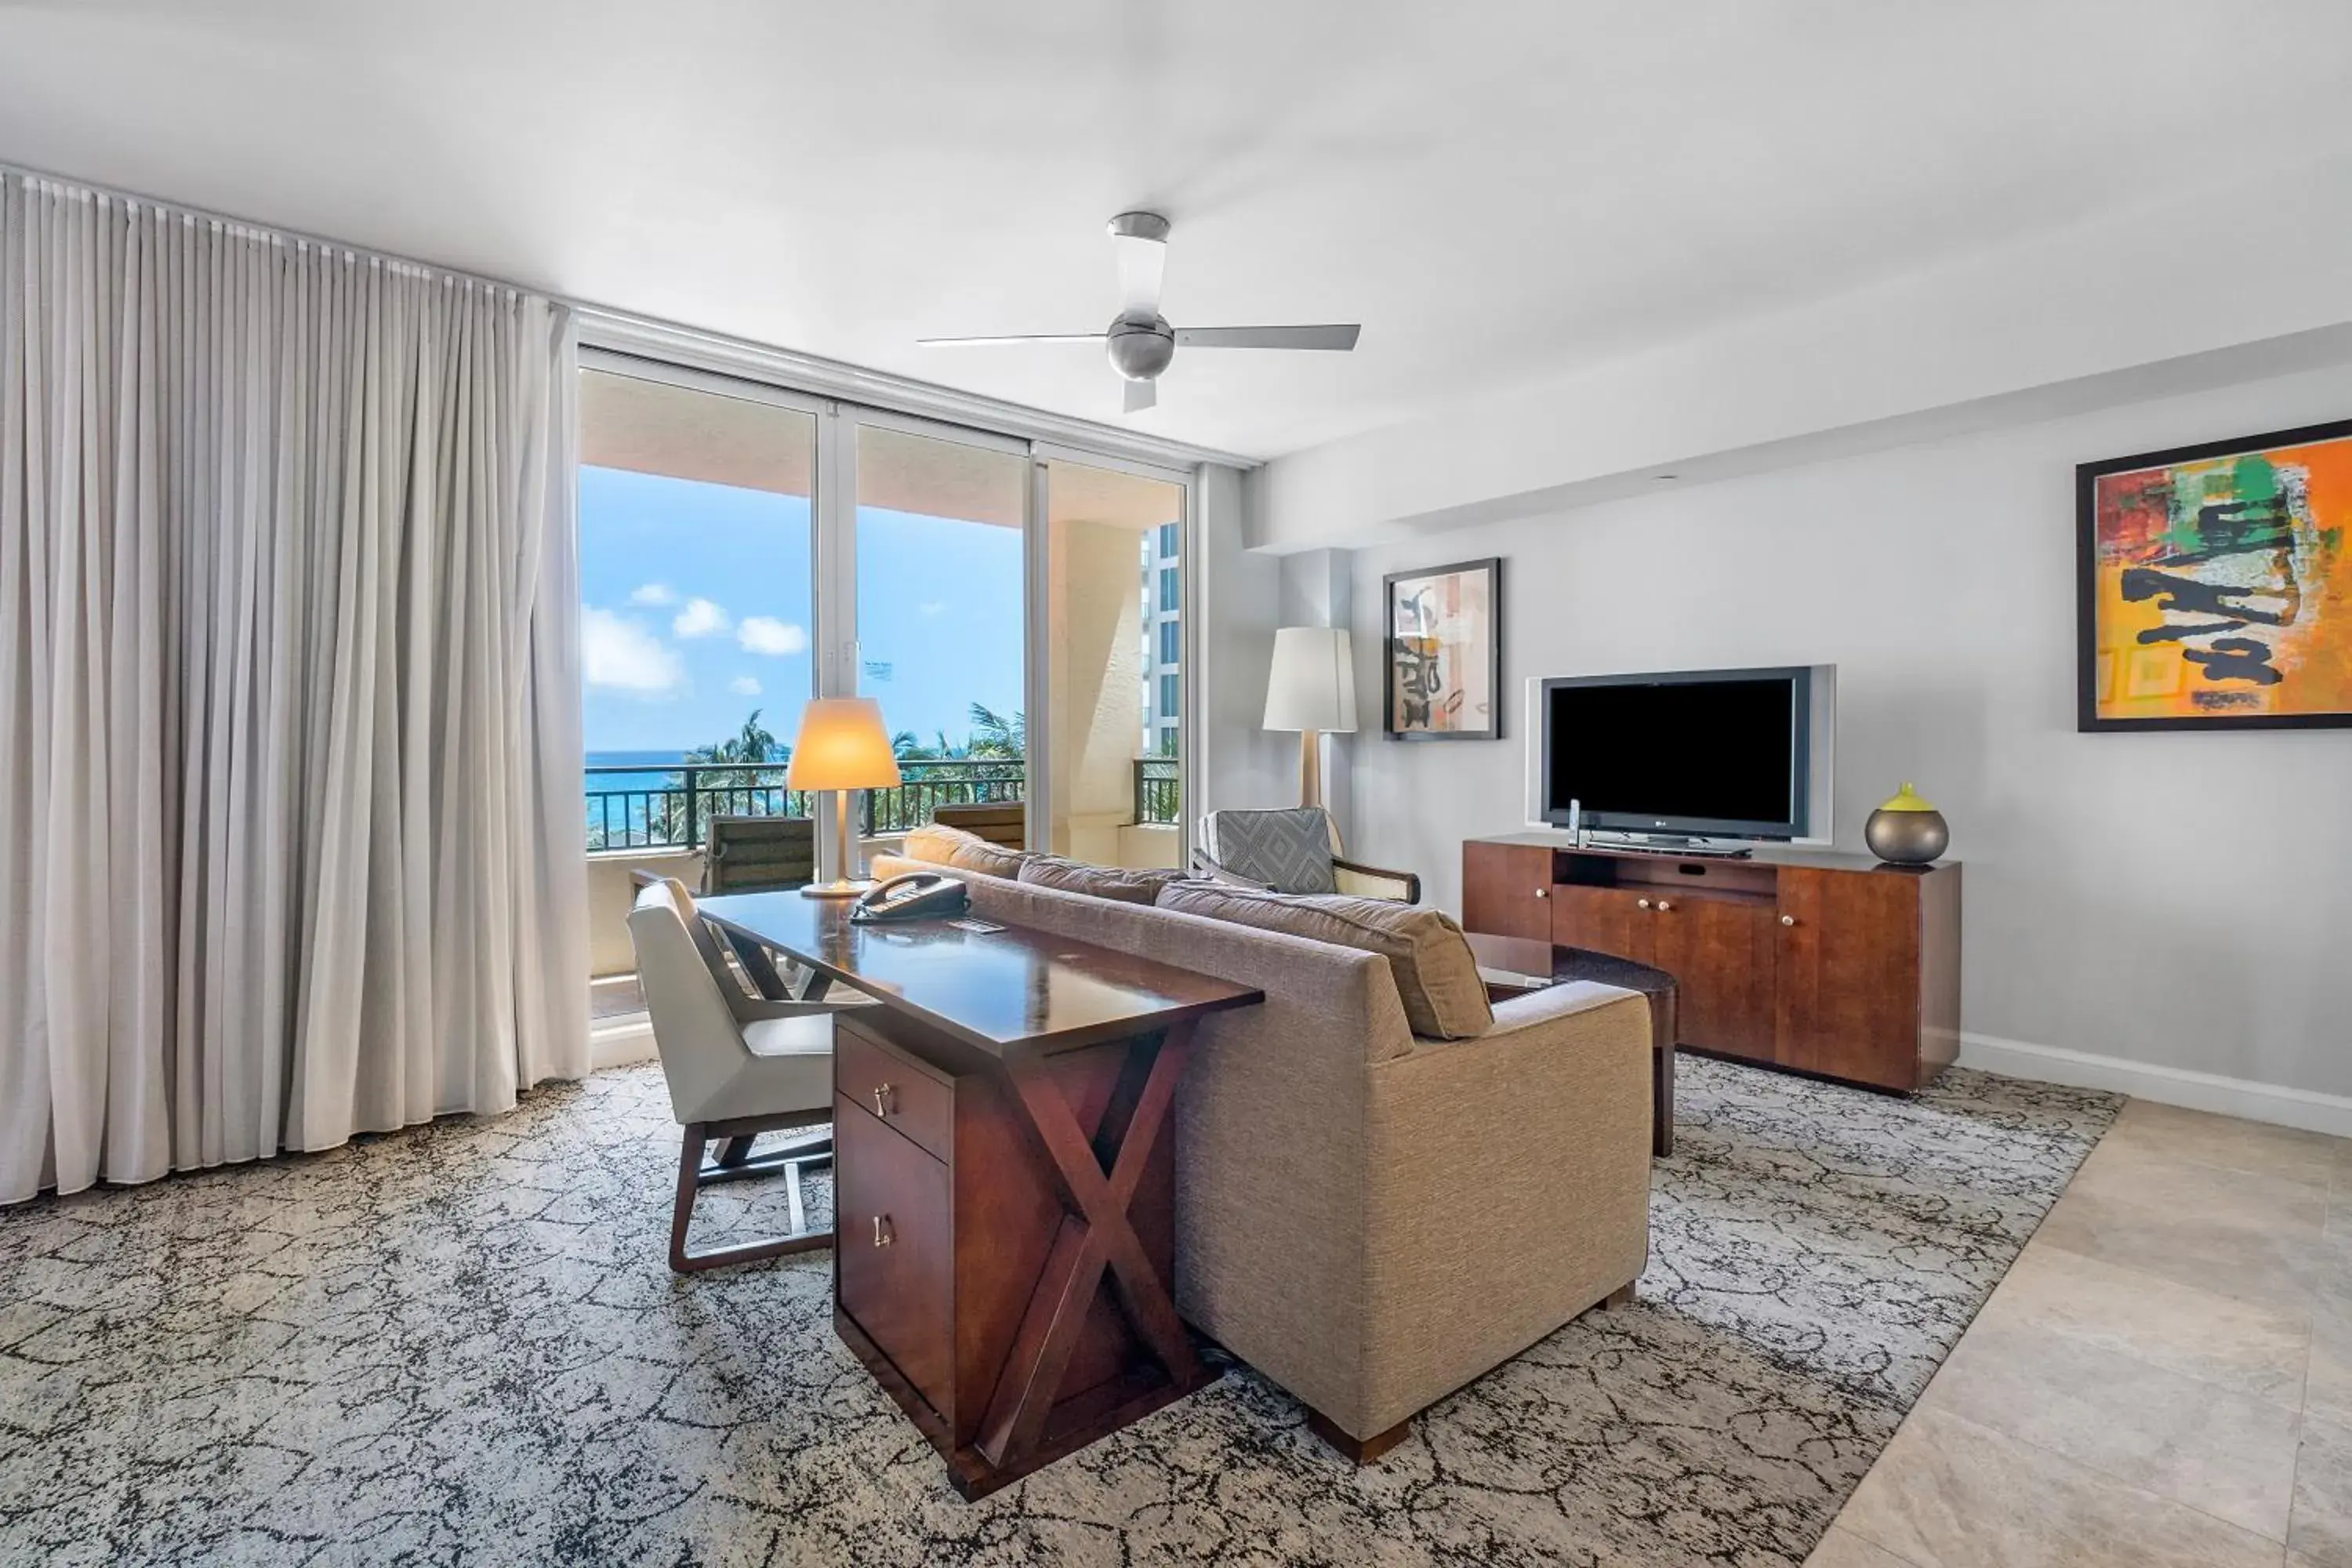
[1256,152,2352,553]
[1195,463,1290,829]
[1337,362,2352,1109]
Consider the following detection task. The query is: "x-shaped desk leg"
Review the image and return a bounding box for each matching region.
[978,1021,1201,1468]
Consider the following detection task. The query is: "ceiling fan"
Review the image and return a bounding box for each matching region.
[918,212,1361,413]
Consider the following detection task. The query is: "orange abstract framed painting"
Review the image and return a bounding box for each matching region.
[2078,418,2352,731]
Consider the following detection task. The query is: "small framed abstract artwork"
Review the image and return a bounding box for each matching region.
[2078,418,2352,731]
[1383,557,1501,740]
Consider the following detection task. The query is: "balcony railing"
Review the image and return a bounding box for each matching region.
[586,758,1025,852]
[1133,757,1180,827]
[586,755,1180,852]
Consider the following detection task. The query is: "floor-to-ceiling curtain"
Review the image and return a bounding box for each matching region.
[0,172,587,1204]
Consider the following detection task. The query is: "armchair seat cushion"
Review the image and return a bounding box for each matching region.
[1153,883,1495,1041]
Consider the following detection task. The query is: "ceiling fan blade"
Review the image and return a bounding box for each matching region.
[1123,379,1158,414]
[1174,324,1361,351]
[1109,212,1170,318]
[916,332,1106,347]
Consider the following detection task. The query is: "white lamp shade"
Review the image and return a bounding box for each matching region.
[1263,626,1358,734]
[785,697,904,790]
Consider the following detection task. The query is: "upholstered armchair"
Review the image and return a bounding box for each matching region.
[1194,807,1421,903]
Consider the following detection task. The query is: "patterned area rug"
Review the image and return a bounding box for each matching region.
[0,1057,2117,1566]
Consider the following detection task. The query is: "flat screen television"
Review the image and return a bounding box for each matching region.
[1537,666,1832,842]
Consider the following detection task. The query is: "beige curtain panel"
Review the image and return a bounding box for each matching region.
[0,172,587,1204]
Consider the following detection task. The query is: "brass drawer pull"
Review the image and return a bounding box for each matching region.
[872,1083,895,1117]
[873,1214,895,1248]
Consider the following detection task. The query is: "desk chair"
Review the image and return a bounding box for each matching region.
[629,877,858,1272]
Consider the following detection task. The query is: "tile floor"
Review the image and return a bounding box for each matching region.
[1809,1098,2352,1568]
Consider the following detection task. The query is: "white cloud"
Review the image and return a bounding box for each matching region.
[629,583,677,607]
[729,675,763,697]
[672,597,732,639]
[581,608,684,695]
[918,601,948,618]
[738,616,809,657]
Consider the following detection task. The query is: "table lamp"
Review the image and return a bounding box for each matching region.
[786,697,903,897]
[1262,626,1356,812]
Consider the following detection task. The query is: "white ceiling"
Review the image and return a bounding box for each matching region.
[4,1,2349,459]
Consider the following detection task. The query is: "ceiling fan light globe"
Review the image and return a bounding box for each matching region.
[1105,317,1175,382]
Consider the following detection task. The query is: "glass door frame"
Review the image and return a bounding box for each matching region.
[577,346,1199,879]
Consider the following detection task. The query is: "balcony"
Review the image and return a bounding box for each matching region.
[586,757,1026,852]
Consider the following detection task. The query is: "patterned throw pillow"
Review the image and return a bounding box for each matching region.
[1208,808,1338,895]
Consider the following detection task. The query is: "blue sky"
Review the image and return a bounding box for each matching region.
[579,466,1025,757]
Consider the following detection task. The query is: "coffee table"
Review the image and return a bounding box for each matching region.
[1464,931,1677,1157]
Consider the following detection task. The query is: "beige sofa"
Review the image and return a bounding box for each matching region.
[867,833,1653,1455]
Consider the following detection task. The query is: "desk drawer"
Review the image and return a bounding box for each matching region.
[836,1019,953,1163]
[835,1093,953,1418]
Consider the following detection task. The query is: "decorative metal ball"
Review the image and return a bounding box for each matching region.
[1864,782,1949,865]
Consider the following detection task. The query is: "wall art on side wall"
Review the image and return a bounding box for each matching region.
[1384,557,1501,740]
[2078,417,2352,731]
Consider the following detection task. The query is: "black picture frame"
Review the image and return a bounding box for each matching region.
[2076,416,2352,732]
[1382,556,1502,741]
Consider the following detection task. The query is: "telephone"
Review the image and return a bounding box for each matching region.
[851,870,971,924]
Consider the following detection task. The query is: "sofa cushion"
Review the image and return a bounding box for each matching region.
[1153,883,1494,1040]
[1018,854,1189,906]
[900,822,1030,880]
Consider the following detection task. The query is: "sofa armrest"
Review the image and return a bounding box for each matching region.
[1350,982,1652,1437]
[1331,858,1419,903]
[1482,978,1649,1041]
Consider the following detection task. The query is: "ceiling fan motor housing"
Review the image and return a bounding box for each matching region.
[1106,315,1175,382]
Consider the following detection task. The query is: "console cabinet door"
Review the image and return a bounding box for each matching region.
[1550,886,1653,965]
[1646,896,1777,1062]
[1461,842,1552,941]
[1775,869,1923,1087]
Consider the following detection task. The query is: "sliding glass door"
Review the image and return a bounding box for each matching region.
[575,354,1194,971]
[848,419,1031,842]
[1037,454,1188,866]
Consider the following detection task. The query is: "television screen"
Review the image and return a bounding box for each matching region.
[1544,670,1809,837]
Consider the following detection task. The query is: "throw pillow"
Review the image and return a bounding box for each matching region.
[900,822,1029,880]
[1018,855,1188,907]
[1152,883,1494,1040]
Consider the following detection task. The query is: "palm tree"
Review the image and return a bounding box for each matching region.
[967,702,1025,760]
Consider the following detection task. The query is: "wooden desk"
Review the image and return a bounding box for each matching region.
[695,892,1264,1500]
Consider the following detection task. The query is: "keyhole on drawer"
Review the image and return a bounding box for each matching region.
[872,1083,894,1117]
[873,1214,895,1248]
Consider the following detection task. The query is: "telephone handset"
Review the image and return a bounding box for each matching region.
[851,870,971,924]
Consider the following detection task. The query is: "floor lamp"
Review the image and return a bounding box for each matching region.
[786,697,903,897]
[1263,627,1356,815]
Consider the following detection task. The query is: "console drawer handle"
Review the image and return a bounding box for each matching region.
[1656,899,1673,913]
[873,1214,895,1248]
[871,1083,895,1117]
[1636,898,1653,910]
[1780,914,1797,927]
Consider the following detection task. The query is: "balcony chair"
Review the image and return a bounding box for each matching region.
[1194,806,1421,903]
[929,800,1026,850]
[694,815,817,997]
[628,877,862,1272]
